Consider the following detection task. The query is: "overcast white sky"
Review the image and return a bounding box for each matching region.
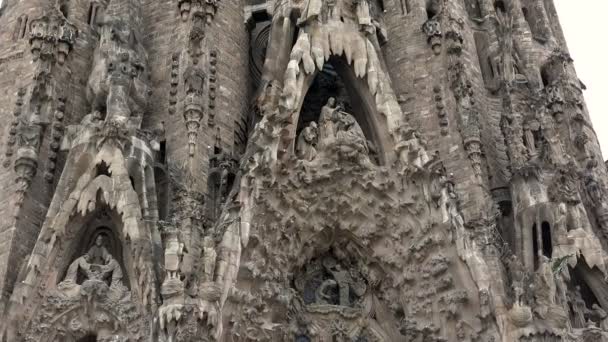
[555,1,608,159]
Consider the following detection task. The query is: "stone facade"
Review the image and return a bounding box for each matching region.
[0,0,607,341]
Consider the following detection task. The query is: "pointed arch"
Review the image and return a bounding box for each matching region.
[282,56,392,165]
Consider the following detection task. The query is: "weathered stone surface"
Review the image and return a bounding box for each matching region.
[0,0,607,341]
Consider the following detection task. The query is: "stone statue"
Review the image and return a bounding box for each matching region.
[534,255,557,319]
[318,97,338,148]
[395,127,430,172]
[315,278,337,305]
[584,157,605,205]
[591,304,608,330]
[87,235,110,265]
[59,235,123,289]
[202,236,217,282]
[103,253,123,288]
[570,286,589,328]
[522,118,540,158]
[296,121,318,161]
[332,107,370,163]
[318,257,366,307]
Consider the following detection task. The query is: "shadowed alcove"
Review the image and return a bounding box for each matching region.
[78,335,97,342]
[294,57,389,165]
[58,205,129,288]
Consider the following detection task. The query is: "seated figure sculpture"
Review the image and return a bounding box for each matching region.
[316,98,372,166]
[59,235,124,291]
[296,121,318,161]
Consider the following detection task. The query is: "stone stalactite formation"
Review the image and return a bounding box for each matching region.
[0,0,607,341]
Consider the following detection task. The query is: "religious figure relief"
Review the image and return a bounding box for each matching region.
[590,304,608,330]
[549,163,580,205]
[296,121,318,161]
[295,255,367,308]
[395,126,430,173]
[568,286,590,328]
[59,235,124,291]
[329,104,372,166]
[583,157,606,206]
[522,117,541,159]
[318,97,338,149]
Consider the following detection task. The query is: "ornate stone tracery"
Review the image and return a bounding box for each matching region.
[1,0,608,341]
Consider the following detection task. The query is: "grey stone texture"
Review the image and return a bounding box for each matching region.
[0,0,607,341]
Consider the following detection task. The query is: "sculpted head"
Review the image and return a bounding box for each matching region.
[95,235,105,247]
[327,97,336,107]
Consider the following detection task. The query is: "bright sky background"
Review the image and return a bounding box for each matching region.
[555,1,608,159]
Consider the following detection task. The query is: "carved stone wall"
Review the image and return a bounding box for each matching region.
[0,0,607,341]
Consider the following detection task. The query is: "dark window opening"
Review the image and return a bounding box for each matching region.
[295,335,311,342]
[522,7,531,28]
[158,141,167,164]
[571,265,601,312]
[60,4,69,18]
[96,162,112,177]
[540,66,551,87]
[494,0,506,13]
[21,17,28,39]
[78,335,97,342]
[88,3,98,27]
[541,222,552,258]
[154,167,169,221]
[533,223,539,270]
[499,200,512,217]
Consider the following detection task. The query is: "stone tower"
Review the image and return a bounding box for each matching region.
[0,0,607,340]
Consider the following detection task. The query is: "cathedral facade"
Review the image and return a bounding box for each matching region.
[0,0,607,341]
